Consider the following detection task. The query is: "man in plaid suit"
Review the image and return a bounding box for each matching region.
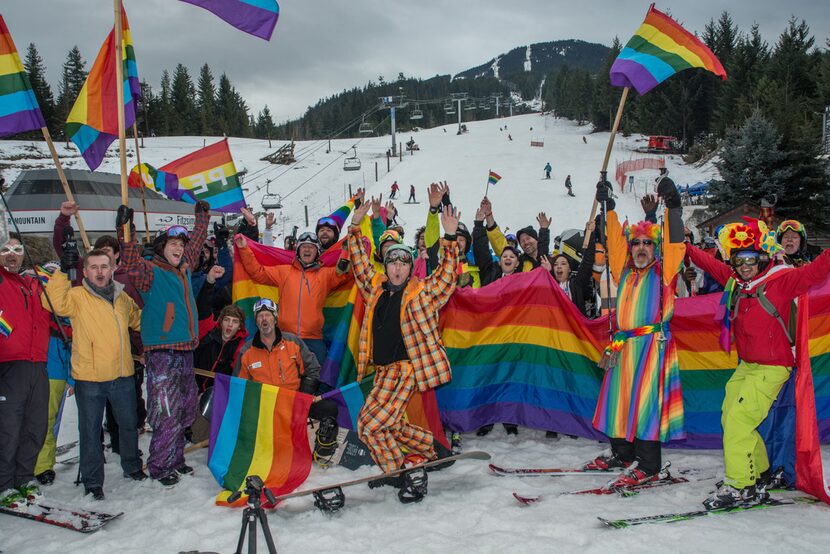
[346,196,460,503]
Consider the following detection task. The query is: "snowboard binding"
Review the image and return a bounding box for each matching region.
[313,486,345,513]
[397,468,428,504]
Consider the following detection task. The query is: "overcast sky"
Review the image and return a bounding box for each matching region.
[4,1,828,123]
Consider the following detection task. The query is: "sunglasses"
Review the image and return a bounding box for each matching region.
[384,249,413,265]
[731,252,760,267]
[630,239,654,247]
[0,245,24,255]
[253,298,278,312]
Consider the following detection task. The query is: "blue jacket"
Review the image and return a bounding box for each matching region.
[139,260,198,348]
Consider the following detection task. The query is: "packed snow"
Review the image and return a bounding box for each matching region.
[1,114,827,553]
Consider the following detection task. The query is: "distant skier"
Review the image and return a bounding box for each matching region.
[390,181,399,200]
[582,136,587,144]
[565,175,574,197]
[508,134,513,141]
[544,163,552,180]
[408,185,416,203]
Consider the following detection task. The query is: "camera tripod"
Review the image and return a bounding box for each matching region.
[230,476,278,554]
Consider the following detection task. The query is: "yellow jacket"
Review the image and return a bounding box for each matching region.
[45,271,141,382]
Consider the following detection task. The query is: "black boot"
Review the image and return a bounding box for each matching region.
[313,417,339,468]
[476,424,494,437]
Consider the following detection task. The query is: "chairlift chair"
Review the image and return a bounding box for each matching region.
[410,107,423,120]
[343,147,361,171]
[465,102,476,111]
[444,102,456,115]
[359,120,373,135]
[262,194,282,210]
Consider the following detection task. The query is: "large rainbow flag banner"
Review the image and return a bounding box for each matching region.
[610,4,726,95]
[208,373,313,506]
[155,139,246,213]
[128,163,179,197]
[180,0,280,41]
[65,5,141,170]
[0,16,46,137]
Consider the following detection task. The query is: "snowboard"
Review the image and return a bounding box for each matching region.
[270,451,491,509]
[0,499,123,533]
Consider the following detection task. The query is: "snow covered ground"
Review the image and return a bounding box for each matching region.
[2,114,827,553]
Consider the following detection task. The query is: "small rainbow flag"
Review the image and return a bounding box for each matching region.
[0,310,12,338]
[487,170,502,186]
[65,4,141,170]
[0,15,46,137]
[610,4,726,95]
[208,373,313,506]
[157,139,246,213]
[181,0,280,41]
[128,163,180,199]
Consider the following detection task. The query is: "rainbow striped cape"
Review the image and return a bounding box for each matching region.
[65,5,141,170]
[209,374,313,506]
[0,15,46,137]
[610,4,726,95]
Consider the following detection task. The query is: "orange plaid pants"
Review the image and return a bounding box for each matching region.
[357,361,436,474]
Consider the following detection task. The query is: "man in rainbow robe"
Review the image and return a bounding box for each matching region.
[586,180,686,487]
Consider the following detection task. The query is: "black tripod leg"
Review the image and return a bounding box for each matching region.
[248,510,257,554]
[257,508,278,554]
[234,508,251,554]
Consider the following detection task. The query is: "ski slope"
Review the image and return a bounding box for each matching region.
[2,115,828,553]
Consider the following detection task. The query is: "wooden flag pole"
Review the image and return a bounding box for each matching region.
[40,126,91,251]
[132,124,150,244]
[114,0,130,242]
[582,86,630,249]
[485,168,491,198]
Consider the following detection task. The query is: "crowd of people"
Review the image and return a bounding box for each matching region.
[0,168,825,508]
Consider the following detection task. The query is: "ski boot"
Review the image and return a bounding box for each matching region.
[450,432,463,455]
[606,463,664,489]
[504,424,518,436]
[17,480,43,503]
[36,469,56,486]
[398,467,428,504]
[476,424,494,437]
[703,482,758,510]
[583,450,633,471]
[0,488,26,510]
[313,417,339,468]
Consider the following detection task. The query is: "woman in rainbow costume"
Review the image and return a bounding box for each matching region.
[586,179,686,488]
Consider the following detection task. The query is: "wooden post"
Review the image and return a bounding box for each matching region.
[132,124,151,243]
[114,0,130,242]
[375,162,378,182]
[41,127,91,251]
[304,205,309,227]
[583,86,630,249]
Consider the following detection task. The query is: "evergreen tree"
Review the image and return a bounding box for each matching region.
[22,43,56,134]
[56,46,87,128]
[215,73,235,136]
[156,69,172,136]
[170,64,197,135]
[256,105,276,139]
[709,110,793,213]
[714,25,770,136]
[197,63,217,135]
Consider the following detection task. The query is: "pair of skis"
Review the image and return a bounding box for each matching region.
[491,461,819,527]
[0,497,122,533]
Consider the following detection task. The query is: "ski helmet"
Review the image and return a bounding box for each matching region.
[776,219,807,254]
[295,231,322,259]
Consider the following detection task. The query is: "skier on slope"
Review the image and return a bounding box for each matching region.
[585,178,687,487]
[390,181,399,199]
[408,185,416,203]
[565,175,575,197]
[544,162,552,179]
[345,197,460,503]
[117,201,210,486]
[686,218,830,509]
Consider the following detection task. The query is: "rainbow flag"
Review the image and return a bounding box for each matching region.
[128,163,180,198]
[0,310,12,338]
[180,0,280,41]
[209,373,313,506]
[156,139,246,213]
[0,16,46,137]
[65,5,140,170]
[487,170,501,186]
[610,4,726,95]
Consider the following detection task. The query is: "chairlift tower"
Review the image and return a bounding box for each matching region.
[491,94,503,117]
[380,91,408,154]
[450,93,468,134]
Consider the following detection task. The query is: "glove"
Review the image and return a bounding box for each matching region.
[299,376,319,395]
[60,228,79,275]
[213,222,230,249]
[657,178,681,209]
[116,204,134,227]
[195,200,211,214]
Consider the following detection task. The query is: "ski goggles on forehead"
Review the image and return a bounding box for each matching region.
[253,298,278,313]
[730,251,760,267]
[0,244,24,255]
[163,225,189,239]
[778,220,804,234]
[317,217,339,229]
[384,248,413,265]
[297,231,317,242]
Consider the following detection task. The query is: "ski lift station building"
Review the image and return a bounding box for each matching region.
[4,168,223,239]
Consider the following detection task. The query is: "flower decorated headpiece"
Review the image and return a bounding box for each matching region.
[717,217,783,258]
[624,220,661,247]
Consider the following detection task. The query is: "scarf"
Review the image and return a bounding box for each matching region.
[85,278,116,304]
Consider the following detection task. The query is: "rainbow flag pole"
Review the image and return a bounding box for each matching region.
[113,0,130,242]
[131,124,151,243]
[485,169,501,198]
[582,3,727,250]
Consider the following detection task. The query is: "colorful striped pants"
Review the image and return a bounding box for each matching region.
[357,362,436,474]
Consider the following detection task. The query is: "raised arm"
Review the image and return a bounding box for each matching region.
[574,220,597,289]
[686,244,733,286]
[116,206,154,293]
[234,235,284,287]
[347,199,377,299]
[472,218,494,275]
[43,270,78,318]
[183,201,211,270]
[426,206,460,307]
[775,248,830,298]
